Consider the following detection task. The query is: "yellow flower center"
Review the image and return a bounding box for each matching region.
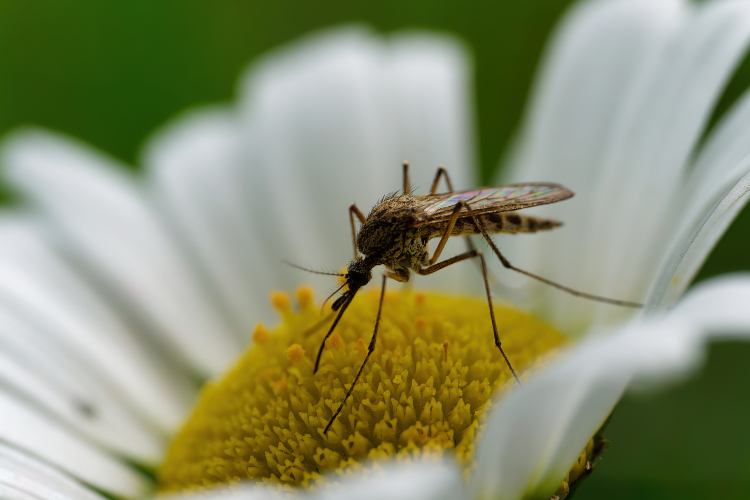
[158,287,567,493]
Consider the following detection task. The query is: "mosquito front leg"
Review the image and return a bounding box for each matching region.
[427,200,493,284]
[416,250,522,387]
[323,275,387,435]
[427,168,486,270]
[314,292,356,373]
[429,201,465,265]
[349,204,366,259]
[402,161,412,195]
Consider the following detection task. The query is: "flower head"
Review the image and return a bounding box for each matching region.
[3,1,750,500]
[158,290,566,492]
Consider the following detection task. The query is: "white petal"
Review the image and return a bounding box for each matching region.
[499,0,684,326]
[0,346,162,463]
[0,392,151,498]
[646,170,750,311]
[684,91,750,203]
[381,32,475,183]
[143,107,275,332]
[665,272,750,336]
[168,460,464,500]
[591,0,750,323]
[0,216,194,433]
[0,299,165,463]
[472,274,750,499]
[237,26,475,295]
[0,128,242,375]
[647,88,750,309]
[0,445,105,500]
[501,0,750,333]
[309,460,464,500]
[0,485,35,500]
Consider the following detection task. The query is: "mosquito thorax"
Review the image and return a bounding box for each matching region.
[356,195,421,258]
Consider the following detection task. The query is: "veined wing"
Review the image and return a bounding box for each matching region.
[410,183,573,225]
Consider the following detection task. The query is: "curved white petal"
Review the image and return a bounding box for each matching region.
[667,273,750,335]
[0,485,36,500]
[0,445,105,500]
[309,460,464,500]
[647,169,750,310]
[0,216,194,433]
[500,0,684,325]
[169,460,464,500]
[501,0,750,333]
[0,392,151,498]
[0,300,165,463]
[0,486,35,500]
[647,86,750,309]
[381,33,475,182]
[0,128,242,375]
[0,348,162,463]
[472,274,750,500]
[684,90,750,204]
[237,26,475,295]
[143,107,276,332]
[592,0,750,320]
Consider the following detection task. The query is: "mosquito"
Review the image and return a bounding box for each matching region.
[292,162,642,435]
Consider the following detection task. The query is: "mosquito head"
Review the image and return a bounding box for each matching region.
[345,257,372,290]
[327,258,372,312]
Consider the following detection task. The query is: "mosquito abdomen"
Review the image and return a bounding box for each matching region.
[450,212,562,235]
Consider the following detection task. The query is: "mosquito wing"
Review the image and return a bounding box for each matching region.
[410,183,574,226]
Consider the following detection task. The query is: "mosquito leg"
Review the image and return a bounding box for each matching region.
[324,275,387,435]
[428,165,455,195]
[402,161,412,195]
[427,170,472,252]
[426,200,499,286]
[462,203,643,308]
[314,292,357,373]
[427,170,497,284]
[416,250,522,387]
[349,204,366,259]
[429,201,465,264]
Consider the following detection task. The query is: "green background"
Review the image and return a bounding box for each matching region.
[2,1,749,498]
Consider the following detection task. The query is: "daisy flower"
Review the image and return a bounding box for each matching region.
[3,1,750,500]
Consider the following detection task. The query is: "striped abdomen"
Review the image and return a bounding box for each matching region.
[438,211,562,236]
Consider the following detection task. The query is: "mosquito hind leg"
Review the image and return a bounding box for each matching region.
[416,250,523,387]
[402,161,412,195]
[426,194,497,286]
[323,275,387,435]
[461,203,643,308]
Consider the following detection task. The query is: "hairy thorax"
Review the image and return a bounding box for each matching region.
[356,195,431,278]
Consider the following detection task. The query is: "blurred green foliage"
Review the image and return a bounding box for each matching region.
[1,1,750,499]
[0,0,572,179]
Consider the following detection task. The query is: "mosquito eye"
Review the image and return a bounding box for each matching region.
[348,271,370,288]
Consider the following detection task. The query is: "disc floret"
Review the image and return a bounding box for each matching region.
[158,287,568,492]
